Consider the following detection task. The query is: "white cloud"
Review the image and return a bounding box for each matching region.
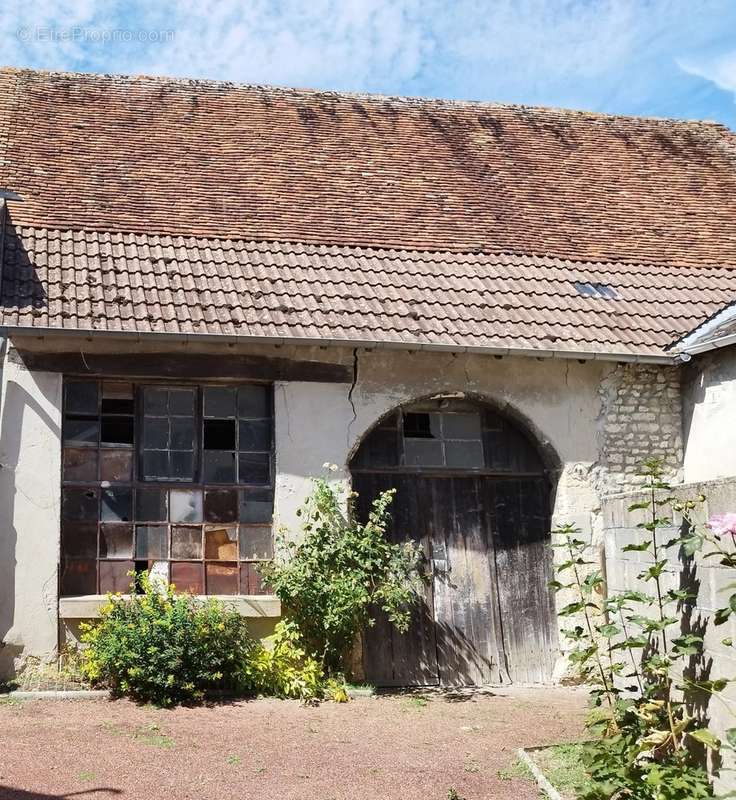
[678,51,736,96]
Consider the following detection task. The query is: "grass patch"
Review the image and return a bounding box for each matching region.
[531,742,592,798]
[497,758,532,782]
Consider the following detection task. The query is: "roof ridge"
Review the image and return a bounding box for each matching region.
[1,65,732,131]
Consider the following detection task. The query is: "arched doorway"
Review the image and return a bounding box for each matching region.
[349,395,558,687]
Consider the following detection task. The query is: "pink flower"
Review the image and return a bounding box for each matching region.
[708,513,736,536]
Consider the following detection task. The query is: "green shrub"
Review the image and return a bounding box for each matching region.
[80,572,255,705]
[260,474,423,674]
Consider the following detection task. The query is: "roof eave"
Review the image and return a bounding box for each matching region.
[0,324,678,365]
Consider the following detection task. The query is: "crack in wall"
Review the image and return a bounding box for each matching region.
[346,347,359,447]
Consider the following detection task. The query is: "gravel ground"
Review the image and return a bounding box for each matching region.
[0,685,586,800]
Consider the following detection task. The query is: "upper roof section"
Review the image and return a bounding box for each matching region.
[3,67,736,268]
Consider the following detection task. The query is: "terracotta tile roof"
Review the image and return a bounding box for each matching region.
[1,67,736,358]
[3,225,736,359]
[2,67,736,267]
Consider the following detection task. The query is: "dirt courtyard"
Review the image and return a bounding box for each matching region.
[0,685,586,800]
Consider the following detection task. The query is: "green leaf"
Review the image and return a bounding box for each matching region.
[627,501,650,512]
[689,728,721,750]
[622,542,651,553]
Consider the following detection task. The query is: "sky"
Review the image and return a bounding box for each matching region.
[2,0,736,128]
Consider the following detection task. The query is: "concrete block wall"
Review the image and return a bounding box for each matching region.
[603,479,736,790]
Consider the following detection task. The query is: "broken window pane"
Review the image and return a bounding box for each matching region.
[64,417,99,446]
[203,419,236,449]
[135,525,168,559]
[205,562,238,595]
[444,440,484,469]
[99,560,134,593]
[63,448,98,482]
[101,382,134,415]
[62,487,99,521]
[61,521,98,558]
[238,419,271,451]
[239,487,273,523]
[149,560,170,587]
[99,524,134,558]
[204,387,236,418]
[100,487,133,522]
[442,412,482,440]
[239,562,269,595]
[204,488,238,523]
[170,561,204,594]
[203,451,236,483]
[238,453,270,485]
[60,558,97,596]
[135,488,168,522]
[170,526,202,559]
[403,412,440,439]
[99,449,133,482]
[403,439,444,467]
[239,525,273,560]
[205,525,238,560]
[100,417,134,446]
[65,382,98,415]
[238,385,270,418]
[170,489,203,523]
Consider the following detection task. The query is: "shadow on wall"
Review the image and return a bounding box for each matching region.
[0,363,61,677]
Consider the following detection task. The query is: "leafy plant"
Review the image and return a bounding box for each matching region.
[261,472,423,674]
[551,458,721,799]
[80,571,255,705]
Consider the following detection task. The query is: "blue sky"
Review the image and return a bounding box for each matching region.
[2,0,736,128]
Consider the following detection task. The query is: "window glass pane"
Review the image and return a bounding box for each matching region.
[240,562,269,595]
[64,417,99,446]
[239,525,273,560]
[169,389,195,416]
[204,387,236,418]
[171,418,195,450]
[444,440,484,469]
[101,417,134,446]
[238,419,271,451]
[403,439,444,467]
[171,526,202,559]
[63,448,98,482]
[142,450,169,480]
[61,521,98,558]
[205,525,238,560]
[135,525,168,559]
[239,488,273,523]
[238,385,270,418]
[170,489,203,523]
[99,450,133,482]
[150,560,170,586]
[99,524,134,558]
[203,419,236,450]
[442,412,482,440]
[203,451,236,483]
[63,487,99,520]
[143,388,168,415]
[99,560,135,593]
[135,488,168,522]
[238,453,271,485]
[60,558,97,596]
[205,562,238,594]
[170,451,195,481]
[143,418,169,449]
[204,489,238,523]
[65,382,98,414]
[101,382,134,415]
[101,487,133,522]
[170,561,204,594]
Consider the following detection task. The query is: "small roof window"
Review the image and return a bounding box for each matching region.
[573,281,619,299]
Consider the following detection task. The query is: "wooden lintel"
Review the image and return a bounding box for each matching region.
[14,350,352,383]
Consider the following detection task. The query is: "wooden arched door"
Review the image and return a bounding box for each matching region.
[350,398,557,687]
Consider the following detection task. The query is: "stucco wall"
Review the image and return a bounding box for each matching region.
[0,346,62,675]
[603,480,736,791]
[0,334,688,676]
[683,347,736,483]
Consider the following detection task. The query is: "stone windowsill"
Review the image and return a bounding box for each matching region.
[59,594,281,619]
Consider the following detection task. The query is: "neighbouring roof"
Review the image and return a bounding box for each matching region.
[669,300,736,355]
[2,67,736,359]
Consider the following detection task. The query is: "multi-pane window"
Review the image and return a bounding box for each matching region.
[60,380,274,597]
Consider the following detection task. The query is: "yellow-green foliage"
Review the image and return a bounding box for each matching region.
[80,572,255,705]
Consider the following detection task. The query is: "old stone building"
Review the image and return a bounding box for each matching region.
[1,67,736,688]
